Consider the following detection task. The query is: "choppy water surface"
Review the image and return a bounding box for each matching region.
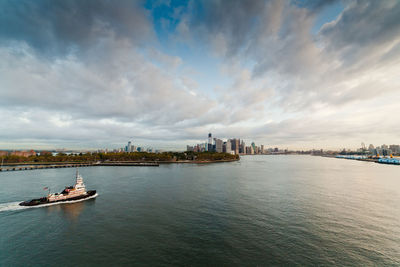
[1,155,400,266]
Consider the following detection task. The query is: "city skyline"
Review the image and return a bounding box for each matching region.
[1,0,399,150]
[2,134,399,157]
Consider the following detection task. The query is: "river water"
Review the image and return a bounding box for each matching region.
[0,155,399,266]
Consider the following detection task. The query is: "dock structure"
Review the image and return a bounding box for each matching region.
[97,162,159,167]
[333,155,400,165]
[0,162,159,172]
[0,163,93,172]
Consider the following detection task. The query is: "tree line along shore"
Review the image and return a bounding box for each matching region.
[0,151,239,164]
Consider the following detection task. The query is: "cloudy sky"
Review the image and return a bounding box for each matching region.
[0,0,399,151]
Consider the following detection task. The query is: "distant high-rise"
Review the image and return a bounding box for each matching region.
[368,144,375,153]
[208,133,213,151]
[226,140,232,154]
[246,146,251,154]
[251,142,256,152]
[231,139,239,154]
[215,138,223,153]
[240,140,245,154]
[126,141,132,152]
[389,145,400,154]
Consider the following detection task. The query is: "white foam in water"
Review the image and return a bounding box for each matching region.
[0,193,98,212]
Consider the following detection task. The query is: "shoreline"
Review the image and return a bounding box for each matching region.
[0,158,240,167]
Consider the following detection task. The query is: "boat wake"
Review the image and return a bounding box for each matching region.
[0,193,98,213]
[0,202,27,212]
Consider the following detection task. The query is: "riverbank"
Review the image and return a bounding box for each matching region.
[0,151,239,166]
[0,158,239,172]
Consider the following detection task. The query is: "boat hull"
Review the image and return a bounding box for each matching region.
[19,190,97,206]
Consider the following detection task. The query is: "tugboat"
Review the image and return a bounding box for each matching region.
[19,169,97,206]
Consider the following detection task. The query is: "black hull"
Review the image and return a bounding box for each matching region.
[19,190,97,206]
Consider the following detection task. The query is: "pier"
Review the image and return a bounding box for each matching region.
[97,162,159,167]
[0,161,159,172]
[327,155,400,165]
[0,163,94,172]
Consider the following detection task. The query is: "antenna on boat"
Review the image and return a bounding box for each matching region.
[44,186,50,195]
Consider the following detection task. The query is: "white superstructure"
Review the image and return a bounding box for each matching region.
[47,169,87,202]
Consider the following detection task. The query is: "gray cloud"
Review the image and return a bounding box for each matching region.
[320,1,400,55]
[0,0,153,57]
[184,0,400,110]
[0,42,215,126]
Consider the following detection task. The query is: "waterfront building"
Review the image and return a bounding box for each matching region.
[251,142,256,152]
[125,141,131,152]
[389,145,400,154]
[231,139,240,154]
[207,133,214,151]
[382,144,388,151]
[240,140,246,154]
[199,143,206,152]
[9,150,36,157]
[214,139,223,153]
[261,145,264,154]
[368,144,375,154]
[226,140,232,154]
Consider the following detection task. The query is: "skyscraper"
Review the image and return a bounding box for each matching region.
[207,133,213,151]
[215,138,223,153]
[240,140,245,154]
[126,141,132,152]
[226,140,232,154]
[231,139,239,154]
